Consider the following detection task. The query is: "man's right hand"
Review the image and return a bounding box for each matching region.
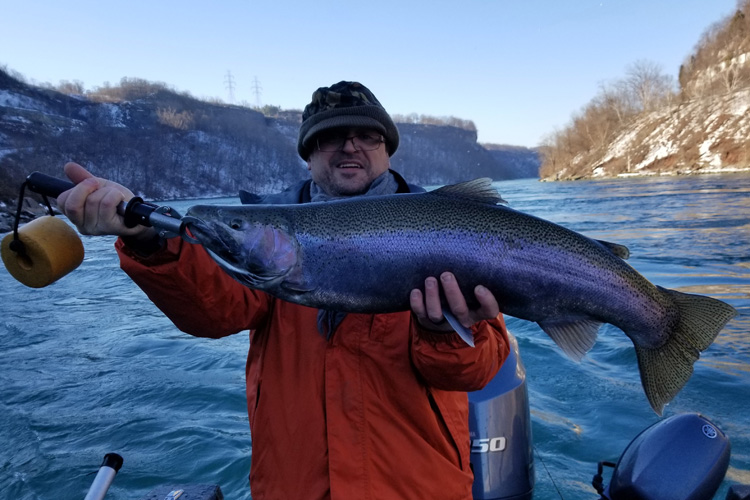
[57,162,156,241]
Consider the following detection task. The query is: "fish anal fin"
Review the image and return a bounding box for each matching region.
[538,319,601,362]
[432,178,507,205]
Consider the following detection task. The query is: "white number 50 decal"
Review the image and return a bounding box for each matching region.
[471,437,506,453]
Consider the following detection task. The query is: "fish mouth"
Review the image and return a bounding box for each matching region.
[183,217,245,273]
[182,216,217,246]
[182,213,298,290]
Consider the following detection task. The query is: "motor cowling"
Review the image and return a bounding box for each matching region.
[600,413,730,500]
[469,333,534,500]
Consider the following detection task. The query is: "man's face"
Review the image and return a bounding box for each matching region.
[306,127,391,197]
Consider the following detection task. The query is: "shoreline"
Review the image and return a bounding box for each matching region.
[0,199,53,234]
[541,166,750,182]
[5,167,750,231]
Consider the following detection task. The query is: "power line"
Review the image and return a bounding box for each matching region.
[252,76,262,108]
[224,70,236,104]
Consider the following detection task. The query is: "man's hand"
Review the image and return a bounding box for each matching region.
[57,162,156,240]
[410,272,500,333]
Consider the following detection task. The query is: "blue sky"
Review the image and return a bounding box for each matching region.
[0,0,740,147]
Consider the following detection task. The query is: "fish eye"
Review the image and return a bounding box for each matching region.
[229,219,243,230]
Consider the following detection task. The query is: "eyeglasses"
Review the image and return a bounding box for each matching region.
[316,133,385,153]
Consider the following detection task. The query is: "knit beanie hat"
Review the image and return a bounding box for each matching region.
[297,81,400,160]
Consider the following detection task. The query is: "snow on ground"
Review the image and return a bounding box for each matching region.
[99,102,127,128]
[635,141,680,171]
[0,90,49,113]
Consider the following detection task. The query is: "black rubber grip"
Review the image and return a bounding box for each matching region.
[101,453,124,472]
[25,172,75,199]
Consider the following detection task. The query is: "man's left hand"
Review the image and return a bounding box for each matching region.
[410,272,500,332]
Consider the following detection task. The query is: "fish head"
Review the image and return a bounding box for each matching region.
[185,204,300,291]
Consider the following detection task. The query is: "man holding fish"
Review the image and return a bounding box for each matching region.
[57,81,510,500]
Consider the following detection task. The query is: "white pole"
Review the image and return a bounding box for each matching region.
[83,453,123,500]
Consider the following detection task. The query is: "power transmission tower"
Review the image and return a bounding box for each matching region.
[252,76,262,108]
[224,70,236,104]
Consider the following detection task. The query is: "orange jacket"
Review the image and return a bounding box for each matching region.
[116,236,510,500]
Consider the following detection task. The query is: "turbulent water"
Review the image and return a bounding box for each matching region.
[1,174,748,499]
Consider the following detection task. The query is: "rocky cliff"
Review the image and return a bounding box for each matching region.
[539,2,750,180]
[0,69,539,213]
[545,88,750,180]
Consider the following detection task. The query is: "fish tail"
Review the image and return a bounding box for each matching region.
[636,288,737,415]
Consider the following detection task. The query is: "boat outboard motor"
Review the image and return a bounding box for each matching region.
[593,413,730,500]
[469,333,534,500]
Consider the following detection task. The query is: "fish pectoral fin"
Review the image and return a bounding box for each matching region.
[443,311,475,348]
[538,319,601,361]
[595,239,631,260]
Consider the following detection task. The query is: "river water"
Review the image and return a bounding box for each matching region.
[1,173,748,499]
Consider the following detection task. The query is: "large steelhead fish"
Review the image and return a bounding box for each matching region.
[185,178,736,414]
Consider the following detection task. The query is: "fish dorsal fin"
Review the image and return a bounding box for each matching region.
[596,239,631,260]
[538,318,602,361]
[432,178,506,205]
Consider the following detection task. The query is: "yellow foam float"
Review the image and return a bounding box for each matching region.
[1,215,84,288]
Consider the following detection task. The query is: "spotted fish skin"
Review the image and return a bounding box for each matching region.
[186,179,737,414]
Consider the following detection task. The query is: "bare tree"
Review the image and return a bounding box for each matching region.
[598,80,637,125]
[55,80,86,95]
[679,1,750,97]
[624,60,676,112]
